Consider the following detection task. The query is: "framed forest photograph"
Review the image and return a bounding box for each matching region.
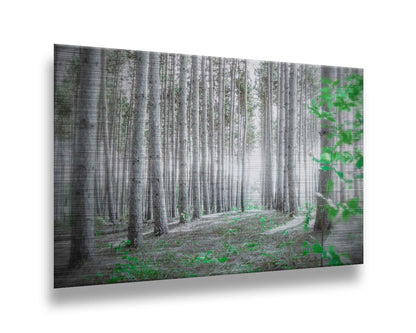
[54,44,363,288]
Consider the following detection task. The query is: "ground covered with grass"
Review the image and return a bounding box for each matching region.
[54,208,362,288]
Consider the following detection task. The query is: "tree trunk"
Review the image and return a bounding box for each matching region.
[191,55,201,219]
[69,47,100,268]
[127,51,149,247]
[170,55,177,217]
[288,63,298,217]
[241,61,248,212]
[201,56,210,214]
[228,60,235,210]
[209,58,216,213]
[216,58,223,213]
[277,62,285,211]
[148,52,169,236]
[314,65,335,232]
[178,55,189,223]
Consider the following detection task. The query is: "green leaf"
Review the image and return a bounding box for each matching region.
[328,206,339,220]
[321,152,331,164]
[218,257,229,263]
[328,246,343,266]
[335,170,344,180]
[341,130,353,144]
[313,243,324,253]
[356,156,363,169]
[326,179,334,196]
[321,165,332,171]
[322,77,332,85]
[347,197,359,210]
[342,208,352,222]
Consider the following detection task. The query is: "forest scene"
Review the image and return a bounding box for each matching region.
[54,44,363,288]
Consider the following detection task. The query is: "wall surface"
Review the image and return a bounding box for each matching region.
[1,0,415,332]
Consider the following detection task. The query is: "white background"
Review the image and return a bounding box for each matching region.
[1,0,415,332]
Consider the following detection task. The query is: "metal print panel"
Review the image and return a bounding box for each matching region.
[54,44,363,288]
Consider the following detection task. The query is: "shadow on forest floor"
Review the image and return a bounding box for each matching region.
[54,209,363,288]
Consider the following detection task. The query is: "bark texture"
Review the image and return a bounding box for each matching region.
[69,47,100,268]
[127,51,149,247]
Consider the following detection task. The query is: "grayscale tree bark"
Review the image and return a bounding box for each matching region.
[148,52,169,236]
[69,47,100,268]
[170,55,177,218]
[314,65,335,232]
[201,56,210,214]
[178,55,189,223]
[191,55,201,219]
[99,51,116,225]
[241,60,248,212]
[216,58,224,212]
[127,51,149,247]
[288,63,298,217]
[209,57,216,213]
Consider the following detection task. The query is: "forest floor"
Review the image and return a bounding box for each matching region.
[54,209,363,288]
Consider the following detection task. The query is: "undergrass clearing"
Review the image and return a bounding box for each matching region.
[55,209,329,287]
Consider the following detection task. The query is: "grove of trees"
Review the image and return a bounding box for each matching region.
[55,45,363,271]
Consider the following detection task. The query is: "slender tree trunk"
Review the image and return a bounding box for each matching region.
[148,52,169,236]
[69,47,100,268]
[120,68,135,218]
[265,62,273,209]
[241,61,248,212]
[191,55,201,219]
[127,51,149,247]
[314,65,335,232]
[288,63,298,217]
[170,55,177,217]
[178,55,189,223]
[277,62,285,211]
[283,63,290,213]
[200,56,210,215]
[216,58,223,212]
[209,58,216,213]
[99,52,116,225]
[228,60,235,210]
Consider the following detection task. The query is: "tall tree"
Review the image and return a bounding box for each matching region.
[276,62,285,211]
[100,52,116,225]
[170,55,177,218]
[314,65,335,232]
[265,62,274,209]
[127,51,149,247]
[191,55,201,219]
[228,60,235,210]
[178,55,189,223]
[209,58,216,213]
[148,52,169,235]
[201,56,210,214]
[288,63,298,217]
[68,47,100,268]
[216,58,224,212]
[241,60,248,212]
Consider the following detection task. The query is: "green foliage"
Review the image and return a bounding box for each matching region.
[309,73,364,222]
[303,203,314,231]
[302,241,347,266]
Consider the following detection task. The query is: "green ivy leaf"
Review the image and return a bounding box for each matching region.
[313,243,324,253]
[328,206,339,220]
[326,179,334,196]
[321,152,331,164]
[347,197,359,210]
[342,208,352,222]
[356,156,363,169]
